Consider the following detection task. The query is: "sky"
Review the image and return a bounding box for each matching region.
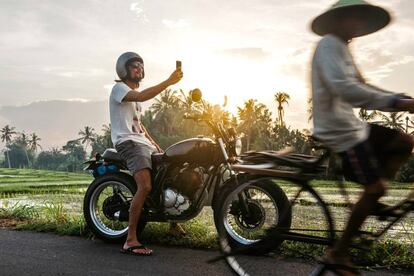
[0,0,414,148]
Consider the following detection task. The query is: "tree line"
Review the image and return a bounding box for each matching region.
[1,89,414,180]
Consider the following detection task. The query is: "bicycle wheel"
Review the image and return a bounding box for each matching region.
[216,178,335,276]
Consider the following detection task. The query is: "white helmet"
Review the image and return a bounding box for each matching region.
[115,52,144,80]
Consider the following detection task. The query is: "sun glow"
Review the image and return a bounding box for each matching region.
[173,48,309,124]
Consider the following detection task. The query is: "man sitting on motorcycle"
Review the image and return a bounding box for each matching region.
[110,52,183,256]
[310,0,414,274]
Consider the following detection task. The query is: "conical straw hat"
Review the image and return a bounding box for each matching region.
[311,0,391,37]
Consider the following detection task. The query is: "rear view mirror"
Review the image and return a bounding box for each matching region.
[223,95,227,108]
[190,88,202,102]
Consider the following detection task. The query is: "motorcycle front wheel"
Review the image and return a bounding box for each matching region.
[214,176,292,254]
[83,173,147,243]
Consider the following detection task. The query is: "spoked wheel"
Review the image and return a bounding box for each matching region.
[215,178,335,276]
[216,178,291,250]
[83,174,146,242]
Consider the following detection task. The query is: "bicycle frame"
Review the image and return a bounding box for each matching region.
[228,148,414,253]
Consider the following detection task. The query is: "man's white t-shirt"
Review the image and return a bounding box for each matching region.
[109,82,153,147]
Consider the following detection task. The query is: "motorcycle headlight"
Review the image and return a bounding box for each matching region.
[235,138,242,156]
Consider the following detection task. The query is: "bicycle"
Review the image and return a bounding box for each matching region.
[212,145,414,276]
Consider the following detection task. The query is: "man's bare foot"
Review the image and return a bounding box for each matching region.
[168,222,186,236]
[323,248,360,276]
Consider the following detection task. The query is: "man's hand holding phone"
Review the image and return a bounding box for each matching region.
[166,60,183,85]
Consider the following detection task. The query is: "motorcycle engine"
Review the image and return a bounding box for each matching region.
[163,188,190,215]
[163,165,205,216]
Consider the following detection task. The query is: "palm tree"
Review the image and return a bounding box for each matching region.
[101,124,112,148]
[403,116,414,134]
[238,99,269,151]
[274,92,290,126]
[16,132,30,167]
[238,99,256,151]
[178,89,194,112]
[78,126,96,152]
[151,89,180,114]
[379,112,405,131]
[151,89,180,135]
[1,125,17,168]
[28,133,42,152]
[358,109,380,122]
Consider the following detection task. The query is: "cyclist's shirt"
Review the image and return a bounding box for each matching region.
[311,34,403,152]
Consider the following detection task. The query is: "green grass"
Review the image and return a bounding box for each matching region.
[0,202,38,220]
[0,168,91,194]
[1,168,413,270]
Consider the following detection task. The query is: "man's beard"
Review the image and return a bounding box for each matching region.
[127,73,143,84]
[130,76,142,84]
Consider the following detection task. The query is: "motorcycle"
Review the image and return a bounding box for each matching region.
[83,89,291,249]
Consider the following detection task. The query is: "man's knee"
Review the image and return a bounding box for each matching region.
[134,169,152,194]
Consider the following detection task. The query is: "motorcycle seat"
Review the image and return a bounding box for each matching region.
[102,148,125,163]
[151,152,164,164]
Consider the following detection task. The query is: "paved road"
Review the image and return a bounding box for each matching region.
[0,230,409,276]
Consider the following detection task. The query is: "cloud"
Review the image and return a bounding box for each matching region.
[130,1,149,22]
[394,0,414,20]
[0,115,10,127]
[162,19,190,29]
[218,48,271,60]
[41,67,105,78]
[364,55,414,82]
[354,38,414,82]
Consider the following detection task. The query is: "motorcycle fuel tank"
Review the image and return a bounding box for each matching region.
[164,137,220,166]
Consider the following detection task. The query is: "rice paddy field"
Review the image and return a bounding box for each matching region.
[0,168,413,269]
[0,168,90,214]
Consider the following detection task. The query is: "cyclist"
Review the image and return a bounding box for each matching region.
[110,52,183,256]
[310,0,414,274]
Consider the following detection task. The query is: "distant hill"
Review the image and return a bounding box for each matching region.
[0,100,110,149]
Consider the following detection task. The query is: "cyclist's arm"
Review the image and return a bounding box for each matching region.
[394,98,414,113]
[316,40,402,111]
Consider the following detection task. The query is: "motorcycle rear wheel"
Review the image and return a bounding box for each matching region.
[83,173,147,243]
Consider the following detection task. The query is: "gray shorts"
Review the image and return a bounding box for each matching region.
[115,140,157,175]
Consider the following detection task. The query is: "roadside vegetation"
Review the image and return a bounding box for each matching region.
[0,168,413,271]
[3,90,414,181]
[1,90,414,271]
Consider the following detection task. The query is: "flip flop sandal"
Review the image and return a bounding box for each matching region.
[311,260,361,276]
[310,255,362,276]
[120,245,153,256]
[322,262,361,276]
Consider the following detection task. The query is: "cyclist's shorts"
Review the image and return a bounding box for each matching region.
[339,124,411,185]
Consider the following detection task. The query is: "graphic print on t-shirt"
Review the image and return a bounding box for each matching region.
[132,102,143,133]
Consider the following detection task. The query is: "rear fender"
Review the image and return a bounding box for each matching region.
[84,160,127,179]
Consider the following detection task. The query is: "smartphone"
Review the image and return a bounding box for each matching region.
[176,60,182,70]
